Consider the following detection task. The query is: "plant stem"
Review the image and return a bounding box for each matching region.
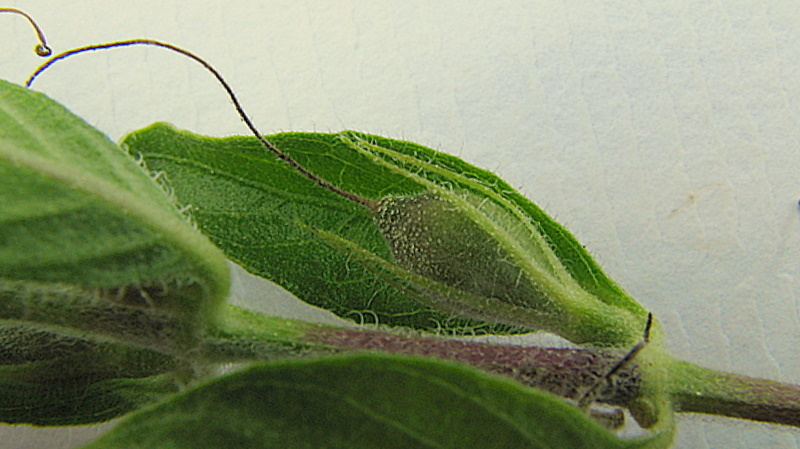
[207,304,641,408]
[668,358,800,427]
[198,303,335,361]
[207,304,800,430]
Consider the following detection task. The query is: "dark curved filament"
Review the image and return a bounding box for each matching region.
[26,38,375,209]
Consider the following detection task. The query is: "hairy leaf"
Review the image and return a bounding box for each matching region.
[0,81,229,316]
[0,81,229,424]
[0,323,181,425]
[124,123,647,344]
[123,123,511,335]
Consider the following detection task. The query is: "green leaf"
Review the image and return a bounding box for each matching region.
[0,81,229,423]
[123,123,647,344]
[123,123,514,335]
[81,353,674,449]
[0,81,229,316]
[0,323,181,425]
[0,79,229,339]
[0,283,186,425]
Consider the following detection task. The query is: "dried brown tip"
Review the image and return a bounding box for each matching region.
[1,8,52,56]
[577,312,654,408]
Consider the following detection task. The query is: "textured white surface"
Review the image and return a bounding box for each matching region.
[1,1,799,448]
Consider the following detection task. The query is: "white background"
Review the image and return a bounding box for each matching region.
[2,1,799,448]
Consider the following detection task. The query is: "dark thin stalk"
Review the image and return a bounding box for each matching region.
[25,39,376,209]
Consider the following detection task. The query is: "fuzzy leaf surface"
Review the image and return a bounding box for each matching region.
[0,81,229,314]
[0,324,181,425]
[124,123,644,341]
[0,81,229,424]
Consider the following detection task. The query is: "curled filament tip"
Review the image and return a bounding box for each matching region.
[1,8,52,57]
[35,44,52,57]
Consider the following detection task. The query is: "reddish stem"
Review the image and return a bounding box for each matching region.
[305,327,641,407]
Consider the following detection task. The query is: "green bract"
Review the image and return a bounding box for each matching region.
[123,124,650,346]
